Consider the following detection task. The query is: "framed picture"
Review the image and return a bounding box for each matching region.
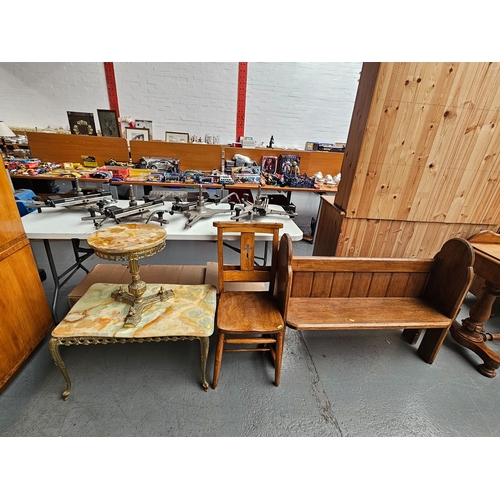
[262,156,278,175]
[125,127,150,144]
[135,120,153,139]
[165,131,189,143]
[67,111,97,136]
[97,109,121,138]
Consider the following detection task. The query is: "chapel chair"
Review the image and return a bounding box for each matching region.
[212,221,288,389]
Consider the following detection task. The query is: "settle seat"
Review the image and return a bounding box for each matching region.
[276,234,475,364]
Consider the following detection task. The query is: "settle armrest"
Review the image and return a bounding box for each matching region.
[286,297,454,330]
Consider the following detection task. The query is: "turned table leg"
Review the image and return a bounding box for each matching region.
[450,280,500,377]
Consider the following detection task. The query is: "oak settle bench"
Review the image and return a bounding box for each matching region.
[275,234,475,364]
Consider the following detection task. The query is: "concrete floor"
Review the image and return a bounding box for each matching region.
[2,190,500,439]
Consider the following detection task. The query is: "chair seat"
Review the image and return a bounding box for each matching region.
[217,291,284,334]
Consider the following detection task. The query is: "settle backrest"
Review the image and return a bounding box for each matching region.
[276,234,475,319]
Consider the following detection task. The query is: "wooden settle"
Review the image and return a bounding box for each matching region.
[278,233,475,365]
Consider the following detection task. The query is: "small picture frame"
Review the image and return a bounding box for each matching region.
[135,120,153,139]
[97,109,121,137]
[67,111,97,136]
[125,127,150,144]
[165,131,189,143]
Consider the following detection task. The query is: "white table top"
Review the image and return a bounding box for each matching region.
[21,199,303,241]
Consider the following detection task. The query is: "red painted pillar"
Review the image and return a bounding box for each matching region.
[236,62,248,142]
[103,62,120,117]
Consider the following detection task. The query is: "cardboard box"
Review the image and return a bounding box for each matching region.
[68,262,267,307]
[68,264,207,307]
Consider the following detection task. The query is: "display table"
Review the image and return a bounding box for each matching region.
[450,231,500,377]
[48,282,217,399]
[22,199,302,322]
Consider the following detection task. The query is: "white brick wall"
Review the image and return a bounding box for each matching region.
[245,62,361,148]
[0,62,109,130]
[0,62,362,147]
[113,62,238,142]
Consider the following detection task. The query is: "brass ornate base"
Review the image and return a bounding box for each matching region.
[112,284,174,327]
[49,336,210,400]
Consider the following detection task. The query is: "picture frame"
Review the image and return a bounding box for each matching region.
[262,156,278,175]
[135,120,153,139]
[125,127,150,144]
[165,131,189,143]
[67,111,97,136]
[97,109,121,138]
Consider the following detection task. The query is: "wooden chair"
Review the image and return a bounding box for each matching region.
[212,221,286,389]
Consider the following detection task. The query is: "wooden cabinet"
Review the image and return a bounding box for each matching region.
[315,63,500,258]
[0,158,53,392]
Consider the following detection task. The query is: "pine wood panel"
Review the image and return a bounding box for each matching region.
[334,217,497,258]
[289,265,432,299]
[336,63,500,225]
[27,132,129,165]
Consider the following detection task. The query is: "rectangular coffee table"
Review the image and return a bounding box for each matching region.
[49,282,217,399]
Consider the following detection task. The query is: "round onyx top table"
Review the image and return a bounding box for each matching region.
[87,223,170,327]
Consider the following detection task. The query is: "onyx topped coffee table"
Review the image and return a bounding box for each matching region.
[48,282,217,399]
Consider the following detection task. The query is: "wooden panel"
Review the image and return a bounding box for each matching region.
[386,273,411,296]
[312,196,344,256]
[334,217,498,258]
[0,244,53,390]
[310,272,334,297]
[367,273,392,297]
[330,273,354,297]
[291,257,434,273]
[338,63,500,225]
[291,272,314,297]
[130,141,223,171]
[223,147,343,177]
[335,62,380,211]
[27,132,129,165]
[0,158,25,247]
[349,273,373,296]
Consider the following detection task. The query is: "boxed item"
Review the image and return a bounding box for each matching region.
[262,156,278,174]
[137,157,180,172]
[14,189,37,217]
[278,155,301,175]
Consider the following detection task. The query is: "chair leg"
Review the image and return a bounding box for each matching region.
[212,331,225,389]
[274,330,285,387]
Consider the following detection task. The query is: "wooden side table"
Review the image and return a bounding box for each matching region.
[48,282,217,399]
[450,231,500,377]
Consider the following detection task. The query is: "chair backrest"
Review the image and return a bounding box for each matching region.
[213,221,283,294]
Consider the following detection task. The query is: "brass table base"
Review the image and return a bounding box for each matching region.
[112,284,174,327]
[49,336,210,400]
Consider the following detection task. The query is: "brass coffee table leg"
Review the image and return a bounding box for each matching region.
[199,337,209,392]
[48,338,72,400]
